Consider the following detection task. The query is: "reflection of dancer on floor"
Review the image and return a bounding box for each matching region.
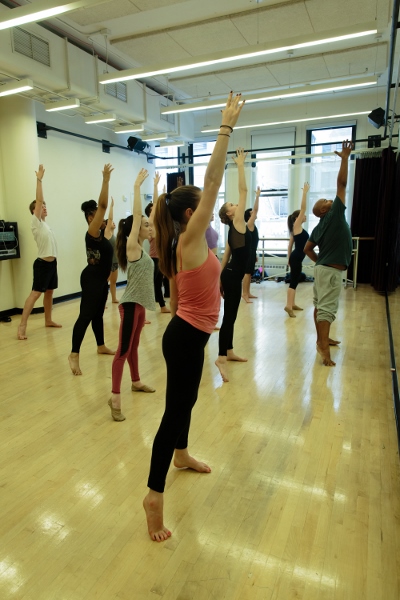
[18,165,62,340]
[108,169,156,422]
[105,198,119,304]
[145,172,170,314]
[143,92,245,542]
[69,164,115,376]
[215,148,251,383]
[284,182,310,318]
[304,140,353,366]
[242,186,260,303]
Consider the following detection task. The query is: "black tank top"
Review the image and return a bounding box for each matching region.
[227,224,252,277]
[292,228,309,261]
[248,225,259,252]
[85,231,113,280]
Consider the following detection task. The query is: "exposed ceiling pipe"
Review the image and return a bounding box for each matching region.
[383,0,400,139]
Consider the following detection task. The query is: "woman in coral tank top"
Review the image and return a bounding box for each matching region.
[143,92,245,542]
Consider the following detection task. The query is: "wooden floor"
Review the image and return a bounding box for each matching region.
[1,281,399,600]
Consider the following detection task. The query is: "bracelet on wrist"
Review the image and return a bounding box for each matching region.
[218,133,230,137]
[37,178,42,182]
[220,124,233,133]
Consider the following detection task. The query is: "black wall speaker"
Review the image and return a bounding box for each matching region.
[368,107,385,129]
[127,136,149,153]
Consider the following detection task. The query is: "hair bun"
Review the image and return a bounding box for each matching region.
[81,199,97,213]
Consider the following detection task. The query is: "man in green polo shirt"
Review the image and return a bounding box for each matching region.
[304,140,353,366]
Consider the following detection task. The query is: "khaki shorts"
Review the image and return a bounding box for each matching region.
[313,265,342,324]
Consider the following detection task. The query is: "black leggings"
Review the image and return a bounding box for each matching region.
[147,316,210,493]
[289,254,303,290]
[218,267,242,356]
[71,268,108,353]
[151,257,165,308]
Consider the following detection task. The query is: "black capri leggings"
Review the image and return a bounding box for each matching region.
[147,315,210,493]
[71,267,108,353]
[289,254,303,290]
[218,267,242,356]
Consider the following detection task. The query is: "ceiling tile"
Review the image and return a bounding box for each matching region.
[131,0,188,8]
[305,0,388,32]
[169,20,249,57]
[231,2,314,45]
[268,56,330,86]
[115,33,191,64]
[324,44,388,78]
[168,74,232,98]
[67,0,139,27]
[217,66,280,93]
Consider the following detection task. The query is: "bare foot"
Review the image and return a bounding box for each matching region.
[17,325,27,340]
[292,305,303,311]
[97,345,115,355]
[215,358,229,382]
[143,492,172,542]
[329,338,341,346]
[160,307,171,314]
[174,450,211,473]
[242,295,253,304]
[284,306,296,318]
[227,352,247,362]
[45,321,62,328]
[316,344,336,366]
[145,320,151,325]
[112,299,119,304]
[68,353,82,375]
[248,294,257,299]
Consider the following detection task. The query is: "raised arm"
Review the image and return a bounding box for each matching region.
[34,164,45,220]
[104,197,114,240]
[126,168,149,262]
[88,163,113,237]
[232,147,248,234]
[149,171,161,223]
[292,182,310,235]
[334,140,353,203]
[247,186,260,230]
[185,92,245,241]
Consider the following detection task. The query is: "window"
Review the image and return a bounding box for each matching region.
[154,145,181,192]
[255,150,291,241]
[306,125,356,233]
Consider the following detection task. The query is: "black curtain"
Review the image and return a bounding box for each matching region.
[371,148,399,292]
[349,155,381,283]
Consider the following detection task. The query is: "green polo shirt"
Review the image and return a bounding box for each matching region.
[309,196,353,267]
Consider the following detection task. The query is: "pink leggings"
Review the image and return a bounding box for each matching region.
[111,302,145,394]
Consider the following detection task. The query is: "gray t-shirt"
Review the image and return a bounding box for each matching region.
[309,196,353,267]
[120,250,156,311]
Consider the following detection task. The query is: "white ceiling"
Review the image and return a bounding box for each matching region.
[0,0,398,134]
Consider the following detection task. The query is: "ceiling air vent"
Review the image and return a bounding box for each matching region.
[105,82,127,103]
[13,27,50,67]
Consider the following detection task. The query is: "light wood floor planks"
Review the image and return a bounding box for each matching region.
[0,281,399,600]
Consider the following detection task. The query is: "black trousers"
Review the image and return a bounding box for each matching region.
[218,267,242,356]
[151,257,165,308]
[71,267,108,353]
[147,316,210,493]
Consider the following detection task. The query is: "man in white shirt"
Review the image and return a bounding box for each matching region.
[17,165,62,340]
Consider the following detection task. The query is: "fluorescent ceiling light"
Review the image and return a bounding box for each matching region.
[162,78,377,115]
[0,78,34,97]
[142,133,169,142]
[99,25,377,84]
[45,98,80,112]
[0,0,108,31]
[85,113,116,124]
[159,141,185,148]
[115,125,144,133]
[201,111,371,132]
